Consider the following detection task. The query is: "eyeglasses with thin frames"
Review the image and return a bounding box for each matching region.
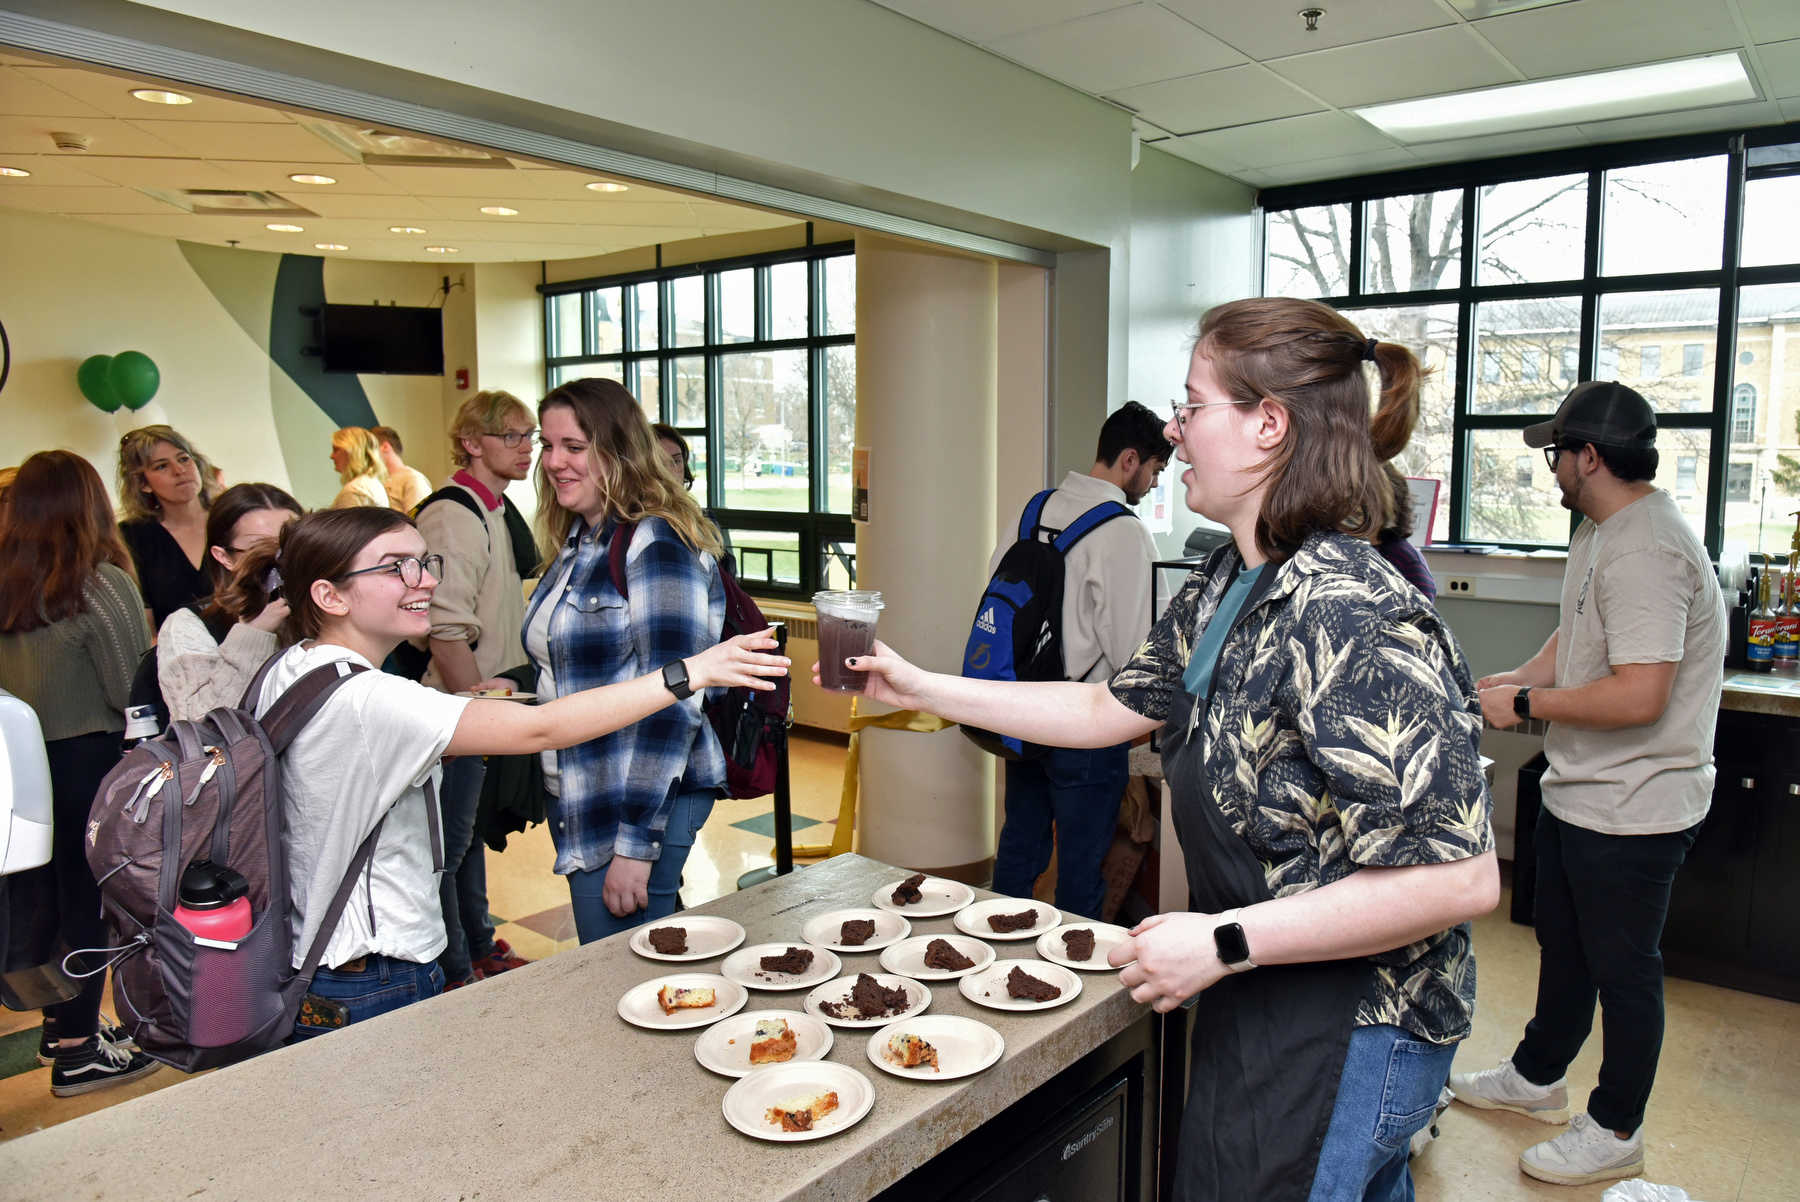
[1171,399,1241,433]
[486,429,537,448]
[339,554,443,589]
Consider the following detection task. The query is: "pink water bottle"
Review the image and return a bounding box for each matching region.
[174,859,252,943]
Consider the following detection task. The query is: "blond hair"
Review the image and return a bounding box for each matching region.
[116,425,222,523]
[449,390,534,468]
[535,378,722,560]
[331,427,389,486]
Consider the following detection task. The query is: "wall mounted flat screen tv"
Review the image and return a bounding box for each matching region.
[319,304,444,375]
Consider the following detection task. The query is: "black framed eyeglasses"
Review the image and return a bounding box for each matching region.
[486,429,537,448]
[339,554,443,588]
[1543,444,1581,471]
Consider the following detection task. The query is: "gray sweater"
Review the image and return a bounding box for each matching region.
[0,562,152,741]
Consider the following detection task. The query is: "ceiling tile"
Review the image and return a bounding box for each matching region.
[1782,96,1800,122]
[1573,97,1782,142]
[1170,110,1396,169]
[131,120,356,161]
[1251,146,1425,186]
[869,1,1136,46]
[1405,126,1592,165]
[1738,0,1800,45]
[1759,38,1800,98]
[56,155,260,191]
[206,161,412,195]
[1473,0,1743,77]
[0,155,139,185]
[13,66,295,123]
[1159,0,1455,59]
[290,193,444,221]
[1109,64,1322,134]
[1147,136,1250,176]
[1267,26,1518,108]
[0,115,191,158]
[988,5,1244,93]
[0,66,113,119]
[364,162,563,198]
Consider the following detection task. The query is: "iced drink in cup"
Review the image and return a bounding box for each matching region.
[814,590,884,693]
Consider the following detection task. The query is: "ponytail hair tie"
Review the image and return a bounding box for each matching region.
[1362,337,1380,362]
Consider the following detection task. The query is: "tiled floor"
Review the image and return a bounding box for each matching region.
[3,731,1796,1202]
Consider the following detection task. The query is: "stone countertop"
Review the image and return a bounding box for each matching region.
[0,855,1144,1202]
[1720,670,1800,719]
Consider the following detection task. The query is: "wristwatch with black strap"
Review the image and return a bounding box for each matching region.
[1214,908,1257,973]
[661,659,694,701]
[1514,686,1533,721]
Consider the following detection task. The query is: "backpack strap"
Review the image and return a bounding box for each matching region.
[606,519,638,602]
[1018,489,1058,542]
[412,485,488,534]
[294,815,386,984]
[259,661,371,754]
[501,494,542,581]
[1051,500,1135,555]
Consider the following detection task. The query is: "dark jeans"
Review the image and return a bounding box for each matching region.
[292,954,443,1041]
[566,790,714,943]
[993,742,1129,921]
[436,755,495,984]
[1511,808,1698,1134]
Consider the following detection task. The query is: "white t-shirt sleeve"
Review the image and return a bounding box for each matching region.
[350,673,471,790]
[1596,548,1693,665]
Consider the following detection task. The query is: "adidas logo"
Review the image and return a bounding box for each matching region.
[976,606,997,635]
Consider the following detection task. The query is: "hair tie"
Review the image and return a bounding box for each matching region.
[1362,337,1380,362]
[264,567,283,592]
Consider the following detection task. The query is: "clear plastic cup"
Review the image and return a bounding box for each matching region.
[813,590,884,693]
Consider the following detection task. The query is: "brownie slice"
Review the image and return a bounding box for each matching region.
[890,872,927,906]
[821,972,911,1020]
[1060,928,1096,962]
[647,926,687,955]
[1006,965,1062,1002]
[922,938,976,972]
[759,946,816,975]
[987,909,1040,933]
[839,918,878,946]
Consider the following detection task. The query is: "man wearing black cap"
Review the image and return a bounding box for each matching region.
[1449,381,1725,1187]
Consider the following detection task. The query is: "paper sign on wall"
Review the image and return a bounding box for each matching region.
[853,447,870,523]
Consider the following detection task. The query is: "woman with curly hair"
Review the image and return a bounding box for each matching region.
[328,426,390,510]
[116,424,222,628]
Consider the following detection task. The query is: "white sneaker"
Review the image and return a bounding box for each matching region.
[1519,1112,1645,1186]
[1448,1057,1570,1123]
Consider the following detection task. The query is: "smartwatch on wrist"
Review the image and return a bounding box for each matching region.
[1213,908,1257,973]
[661,659,694,701]
[1513,686,1533,720]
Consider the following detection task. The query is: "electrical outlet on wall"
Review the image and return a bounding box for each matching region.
[1443,576,1476,596]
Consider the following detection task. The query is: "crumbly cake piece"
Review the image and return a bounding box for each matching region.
[987,908,1040,933]
[647,926,688,955]
[819,972,911,1020]
[749,1016,797,1065]
[890,872,927,906]
[759,946,816,975]
[884,1032,939,1071]
[1005,965,1061,1002]
[922,938,976,972]
[1060,928,1096,962]
[656,984,716,1015]
[839,918,878,946]
[766,1090,838,1132]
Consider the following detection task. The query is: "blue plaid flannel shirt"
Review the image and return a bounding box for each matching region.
[522,515,726,872]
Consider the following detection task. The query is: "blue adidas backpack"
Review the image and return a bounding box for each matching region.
[960,488,1134,759]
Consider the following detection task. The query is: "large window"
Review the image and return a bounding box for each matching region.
[542,243,856,596]
[1262,130,1800,558]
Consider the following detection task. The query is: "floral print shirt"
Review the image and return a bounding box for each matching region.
[1109,531,1494,1044]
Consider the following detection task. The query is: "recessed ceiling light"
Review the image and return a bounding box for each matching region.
[0,166,29,178]
[479,205,518,215]
[131,88,192,105]
[390,226,426,234]
[585,181,629,193]
[1353,51,1756,144]
[266,223,304,232]
[315,243,348,250]
[288,173,336,185]
[424,246,459,254]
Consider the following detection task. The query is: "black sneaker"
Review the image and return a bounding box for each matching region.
[49,1034,161,1097]
[37,1015,136,1067]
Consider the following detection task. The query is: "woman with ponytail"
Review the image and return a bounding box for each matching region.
[823,298,1497,1202]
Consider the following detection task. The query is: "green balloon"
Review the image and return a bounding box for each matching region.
[77,354,122,412]
[108,351,160,411]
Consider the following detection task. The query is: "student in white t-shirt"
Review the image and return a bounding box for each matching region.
[230,507,786,1040]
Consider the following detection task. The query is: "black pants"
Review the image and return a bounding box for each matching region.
[1511,808,1698,1134]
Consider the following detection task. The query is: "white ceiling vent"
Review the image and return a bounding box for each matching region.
[305,121,515,169]
[139,189,319,217]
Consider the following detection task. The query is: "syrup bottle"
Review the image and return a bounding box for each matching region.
[1747,569,1776,673]
[1775,569,1799,671]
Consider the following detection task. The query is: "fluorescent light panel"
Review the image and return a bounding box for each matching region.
[1354,53,1755,144]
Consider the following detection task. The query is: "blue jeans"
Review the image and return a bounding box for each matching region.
[1308,1024,1457,1202]
[993,742,1129,920]
[292,955,444,1042]
[437,755,496,983]
[565,790,715,943]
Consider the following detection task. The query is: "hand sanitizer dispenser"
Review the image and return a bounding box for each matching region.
[0,688,53,875]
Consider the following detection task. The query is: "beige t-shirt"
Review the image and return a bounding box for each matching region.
[386,465,433,513]
[1542,489,1726,835]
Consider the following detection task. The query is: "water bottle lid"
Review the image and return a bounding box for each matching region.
[178,859,249,910]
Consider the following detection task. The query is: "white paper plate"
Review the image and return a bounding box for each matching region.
[803,972,932,1029]
[693,1009,833,1078]
[455,690,538,702]
[617,973,747,1030]
[628,915,747,962]
[869,875,977,917]
[1035,922,1134,972]
[720,943,842,992]
[865,1015,1004,1082]
[800,908,911,953]
[952,898,1062,942]
[878,934,996,981]
[958,959,1083,1013]
[722,1060,875,1143]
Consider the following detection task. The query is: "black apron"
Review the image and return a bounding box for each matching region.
[1162,576,1376,1202]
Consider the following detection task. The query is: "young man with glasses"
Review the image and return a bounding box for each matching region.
[411,390,541,988]
[1456,381,1726,1187]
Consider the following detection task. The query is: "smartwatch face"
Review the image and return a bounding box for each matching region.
[1214,922,1250,965]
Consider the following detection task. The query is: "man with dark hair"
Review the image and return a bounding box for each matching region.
[1456,381,1725,1187]
[989,401,1170,919]
[372,425,432,513]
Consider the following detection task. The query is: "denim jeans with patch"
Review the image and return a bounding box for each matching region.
[291,954,445,1042]
[1307,1023,1457,1202]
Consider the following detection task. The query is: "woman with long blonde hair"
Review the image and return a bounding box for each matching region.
[117,425,222,628]
[328,427,390,510]
[523,377,735,941]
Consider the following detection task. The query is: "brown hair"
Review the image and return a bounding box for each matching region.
[449,390,533,468]
[197,483,303,622]
[116,424,221,523]
[1196,297,1424,560]
[370,426,403,457]
[331,427,388,485]
[537,378,722,559]
[223,507,411,642]
[651,422,695,488]
[0,451,137,633]
[1378,463,1415,542]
